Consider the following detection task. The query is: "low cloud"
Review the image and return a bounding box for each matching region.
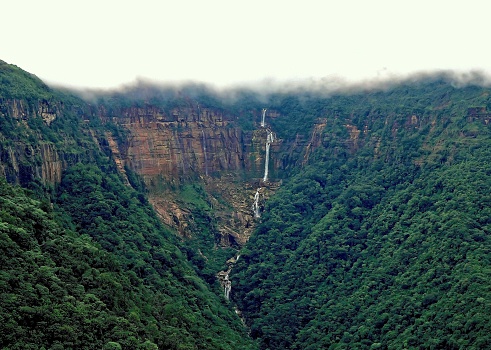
[64,69,491,107]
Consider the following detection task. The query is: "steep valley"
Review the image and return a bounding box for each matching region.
[98,102,291,244]
[3,60,491,349]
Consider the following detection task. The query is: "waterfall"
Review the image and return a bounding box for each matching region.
[201,129,209,176]
[261,108,267,127]
[224,274,231,299]
[252,188,261,218]
[218,253,241,300]
[263,131,274,182]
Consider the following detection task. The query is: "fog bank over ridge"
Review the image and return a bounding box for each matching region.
[66,68,491,104]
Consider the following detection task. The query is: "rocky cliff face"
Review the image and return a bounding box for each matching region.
[99,103,292,244]
[0,99,65,185]
[0,143,62,185]
[2,92,406,246]
[1,98,59,124]
[0,93,324,246]
[0,97,107,187]
[100,104,265,184]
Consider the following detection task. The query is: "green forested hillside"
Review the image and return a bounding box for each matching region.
[0,173,256,349]
[3,59,491,350]
[0,61,257,350]
[232,81,491,349]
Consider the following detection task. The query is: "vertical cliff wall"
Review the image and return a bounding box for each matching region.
[99,103,287,244]
[99,104,268,184]
[0,98,86,186]
[0,92,356,247]
[97,100,339,246]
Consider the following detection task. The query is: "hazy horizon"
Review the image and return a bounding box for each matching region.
[3,0,491,90]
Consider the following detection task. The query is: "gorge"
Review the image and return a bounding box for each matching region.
[3,60,491,349]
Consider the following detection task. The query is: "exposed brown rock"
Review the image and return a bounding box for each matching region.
[345,123,361,151]
[303,118,327,164]
[0,97,325,247]
[149,194,191,237]
[100,104,324,245]
[102,106,253,185]
[38,100,58,125]
[104,131,130,185]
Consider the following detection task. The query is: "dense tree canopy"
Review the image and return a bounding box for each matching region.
[0,61,257,350]
[232,81,491,349]
[3,60,491,349]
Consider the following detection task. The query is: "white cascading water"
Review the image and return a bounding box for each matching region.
[224,274,231,300]
[263,131,274,182]
[201,129,209,176]
[261,108,267,127]
[252,189,261,218]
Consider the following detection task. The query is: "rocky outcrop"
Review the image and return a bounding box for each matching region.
[303,118,327,164]
[0,98,59,124]
[38,100,58,125]
[0,99,61,184]
[345,123,361,151]
[101,105,261,185]
[0,98,95,186]
[149,194,192,237]
[100,103,316,245]
[204,178,279,246]
[0,95,325,246]
[104,131,130,185]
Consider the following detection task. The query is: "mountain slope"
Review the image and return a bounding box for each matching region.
[0,60,257,350]
[232,80,491,349]
[4,59,491,350]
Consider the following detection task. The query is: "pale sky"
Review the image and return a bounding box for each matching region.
[2,0,491,89]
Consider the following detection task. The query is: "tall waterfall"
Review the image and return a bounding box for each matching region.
[201,129,209,176]
[252,189,261,218]
[263,131,274,182]
[261,108,267,127]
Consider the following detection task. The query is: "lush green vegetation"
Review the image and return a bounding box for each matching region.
[0,171,256,349]
[0,61,257,350]
[176,184,238,285]
[4,59,491,350]
[0,60,53,101]
[0,176,156,349]
[232,81,491,349]
[55,164,255,349]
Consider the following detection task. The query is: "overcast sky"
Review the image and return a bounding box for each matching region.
[2,0,491,89]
